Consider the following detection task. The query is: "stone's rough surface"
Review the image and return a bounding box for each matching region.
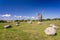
[44,27,56,35]
[28,21,32,24]
[38,22,42,24]
[50,24,58,29]
[16,22,20,26]
[4,25,12,28]
[38,13,42,22]
[16,23,19,26]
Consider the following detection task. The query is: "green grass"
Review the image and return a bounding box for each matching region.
[0,20,60,40]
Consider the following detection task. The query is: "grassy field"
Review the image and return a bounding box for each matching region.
[0,20,60,40]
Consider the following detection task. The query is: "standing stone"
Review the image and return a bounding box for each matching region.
[38,13,42,24]
[16,22,20,26]
[38,13,42,22]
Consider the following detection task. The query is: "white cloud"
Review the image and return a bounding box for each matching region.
[1,14,11,17]
[24,16,27,17]
[27,16,29,19]
[14,15,17,18]
[19,16,22,18]
[14,15,22,18]
[31,16,35,19]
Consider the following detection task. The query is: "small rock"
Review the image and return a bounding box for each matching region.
[38,22,42,24]
[50,24,58,29]
[28,21,32,24]
[16,22,20,26]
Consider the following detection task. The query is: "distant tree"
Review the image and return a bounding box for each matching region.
[53,18,60,20]
[24,20,27,22]
[15,20,19,22]
[27,19,30,21]
[46,18,51,21]
[32,20,36,22]
[0,20,7,23]
[42,19,46,21]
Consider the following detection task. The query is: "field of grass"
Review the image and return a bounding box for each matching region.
[0,20,60,40]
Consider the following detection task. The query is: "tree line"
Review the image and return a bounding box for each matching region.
[0,18,60,23]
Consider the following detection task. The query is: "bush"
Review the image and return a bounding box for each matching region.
[0,20,7,23]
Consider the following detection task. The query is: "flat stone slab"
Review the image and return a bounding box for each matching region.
[4,25,12,28]
[44,27,56,36]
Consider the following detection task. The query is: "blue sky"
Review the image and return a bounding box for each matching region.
[0,0,60,20]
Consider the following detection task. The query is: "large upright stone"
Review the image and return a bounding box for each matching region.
[37,13,42,24]
[38,13,42,22]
